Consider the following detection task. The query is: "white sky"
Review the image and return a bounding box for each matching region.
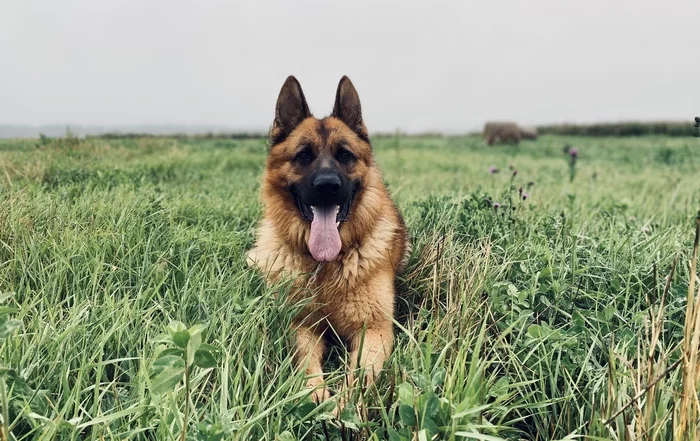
[1,0,699,133]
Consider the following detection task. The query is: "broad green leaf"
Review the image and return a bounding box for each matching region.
[399,404,417,426]
[199,343,222,353]
[339,406,360,430]
[397,382,414,406]
[187,331,203,366]
[387,428,408,441]
[150,366,185,394]
[151,355,185,376]
[0,317,22,339]
[431,367,446,387]
[167,321,186,334]
[187,323,207,339]
[291,401,316,421]
[158,347,185,359]
[201,432,225,441]
[194,350,217,369]
[423,392,439,418]
[424,417,439,436]
[171,330,190,349]
[151,333,174,345]
[492,376,509,393]
[0,306,18,315]
[195,421,226,441]
[184,323,206,365]
[277,431,296,441]
[527,324,542,339]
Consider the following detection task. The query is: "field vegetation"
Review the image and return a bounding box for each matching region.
[1,133,699,440]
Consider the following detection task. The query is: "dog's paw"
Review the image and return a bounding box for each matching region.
[245,248,258,268]
[332,395,348,418]
[311,387,332,404]
[309,388,348,418]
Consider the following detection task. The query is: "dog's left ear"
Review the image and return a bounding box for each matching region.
[332,76,369,143]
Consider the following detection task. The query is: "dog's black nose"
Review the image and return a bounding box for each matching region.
[312,173,341,196]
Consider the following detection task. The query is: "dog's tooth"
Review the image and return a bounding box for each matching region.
[336,222,340,228]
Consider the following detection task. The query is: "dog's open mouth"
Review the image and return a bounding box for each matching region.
[294,194,353,224]
[293,190,356,262]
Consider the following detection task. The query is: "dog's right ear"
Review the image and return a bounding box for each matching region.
[269,76,311,147]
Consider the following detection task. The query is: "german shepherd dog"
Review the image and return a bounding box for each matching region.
[248,76,410,405]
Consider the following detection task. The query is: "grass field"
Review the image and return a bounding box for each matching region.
[1,134,699,440]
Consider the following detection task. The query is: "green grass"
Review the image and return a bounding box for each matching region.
[1,134,699,440]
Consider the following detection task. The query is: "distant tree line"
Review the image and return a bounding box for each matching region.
[74,120,700,140]
[537,121,696,137]
[87,131,266,140]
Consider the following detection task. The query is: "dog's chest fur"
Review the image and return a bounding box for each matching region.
[248,216,406,336]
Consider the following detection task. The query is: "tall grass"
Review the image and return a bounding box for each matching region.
[0,134,699,439]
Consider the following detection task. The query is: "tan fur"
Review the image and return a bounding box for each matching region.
[484,121,522,145]
[248,77,409,405]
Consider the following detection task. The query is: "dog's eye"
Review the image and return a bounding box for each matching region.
[336,149,355,164]
[294,149,313,165]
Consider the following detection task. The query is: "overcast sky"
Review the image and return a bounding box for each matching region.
[1,0,698,133]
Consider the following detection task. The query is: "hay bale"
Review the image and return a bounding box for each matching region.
[483,122,522,145]
[519,126,538,140]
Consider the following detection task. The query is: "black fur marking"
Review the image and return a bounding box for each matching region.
[268,128,288,148]
[317,120,330,145]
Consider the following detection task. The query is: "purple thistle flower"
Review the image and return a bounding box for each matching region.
[521,192,529,200]
[493,202,501,209]
[569,148,579,158]
[488,165,499,175]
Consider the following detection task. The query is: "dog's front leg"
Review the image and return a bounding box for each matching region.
[294,324,331,403]
[347,319,393,389]
[346,271,395,389]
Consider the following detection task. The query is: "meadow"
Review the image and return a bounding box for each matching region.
[0,133,699,440]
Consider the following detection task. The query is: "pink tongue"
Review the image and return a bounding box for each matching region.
[308,205,342,262]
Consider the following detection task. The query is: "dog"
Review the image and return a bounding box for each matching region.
[247,75,410,405]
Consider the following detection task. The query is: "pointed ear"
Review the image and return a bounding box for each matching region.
[332,76,369,142]
[270,76,311,146]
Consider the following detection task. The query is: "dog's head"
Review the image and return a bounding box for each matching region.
[264,76,373,262]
